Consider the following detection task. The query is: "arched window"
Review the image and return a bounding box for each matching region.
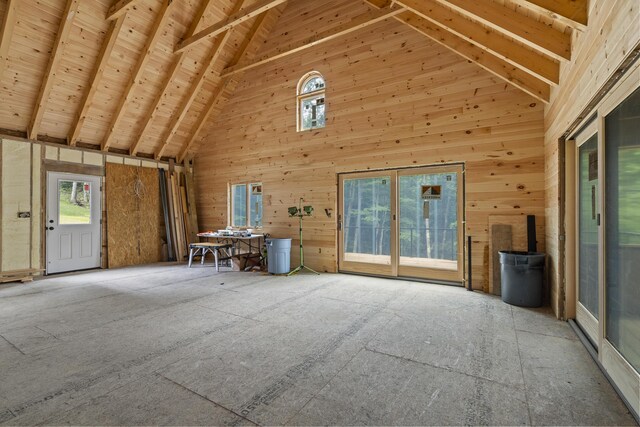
[297,71,326,132]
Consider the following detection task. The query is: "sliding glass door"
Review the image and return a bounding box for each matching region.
[604,84,640,376]
[339,172,395,276]
[338,165,463,283]
[570,67,640,417]
[397,166,463,282]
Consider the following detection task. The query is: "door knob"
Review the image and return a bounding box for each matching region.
[48,226,54,231]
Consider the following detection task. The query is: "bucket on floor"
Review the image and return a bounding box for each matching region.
[499,251,545,307]
[267,238,291,274]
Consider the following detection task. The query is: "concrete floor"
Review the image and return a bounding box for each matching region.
[0,264,636,426]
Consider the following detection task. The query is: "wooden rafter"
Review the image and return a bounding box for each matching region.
[399,11,550,103]
[221,6,405,77]
[106,0,143,21]
[177,6,284,162]
[102,0,175,152]
[0,0,18,84]
[69,16,126,146]
[395,0,559,85]
[154,0,248,160]
[28,0,80,140]
[174,0,287,54]
[514,0,588,29]
[433,0,571,61]
[129,0,215,156]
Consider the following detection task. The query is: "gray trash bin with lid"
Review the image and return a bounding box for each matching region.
[499,251,545,307]
[267,238,292,274]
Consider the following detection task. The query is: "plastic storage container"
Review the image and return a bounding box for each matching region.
[267,238,292,274]
[499,251,545,307]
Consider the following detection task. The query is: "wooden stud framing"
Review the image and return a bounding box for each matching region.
[514,0,588,29]
[107,0,144,21]
[174,0,287,54]
[129,0,214,156]
[398,11,550,103]
[155,0,248,160]
[0,0,17,84]
[28,0,80,140]
[221,6,405,77]
[69,16,126,146]
[102,0,174,152]
[395,0,560,85]
[178,6,283,162]
[433,0,571,61]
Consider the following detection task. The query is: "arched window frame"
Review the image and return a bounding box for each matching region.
[297,71,326,132]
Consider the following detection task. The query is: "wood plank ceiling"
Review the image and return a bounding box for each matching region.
[0,0,586,162]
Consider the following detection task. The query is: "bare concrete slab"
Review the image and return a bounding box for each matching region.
[0,264,635,426]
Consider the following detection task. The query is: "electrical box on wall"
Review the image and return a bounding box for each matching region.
[18,211,31,218]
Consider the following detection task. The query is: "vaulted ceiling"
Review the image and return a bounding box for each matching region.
[0,0,586,162]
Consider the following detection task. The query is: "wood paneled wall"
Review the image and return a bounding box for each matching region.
[543,0,640,318]
[193,0,546,290]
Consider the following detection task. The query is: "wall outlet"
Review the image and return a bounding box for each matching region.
[18,211,31,218]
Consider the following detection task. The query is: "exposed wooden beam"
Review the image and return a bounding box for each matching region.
[177,6,284,162]
[28,0,80,140]
[174,0,287,54]
[395,0,559,85]
[69,16,126,146]
[106,0,143,21]
[221,6,405,77]
[433,0,571,61]
[129,0,216,156]
[102,0,174,152]
[398,11,550,103]
[154,0,249,160]
[515,0,588,29]
[0,0,18,83]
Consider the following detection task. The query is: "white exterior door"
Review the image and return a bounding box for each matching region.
[46,172,101,274]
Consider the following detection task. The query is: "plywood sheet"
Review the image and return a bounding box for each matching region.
[106,163,161,268]
[489,224,512,295]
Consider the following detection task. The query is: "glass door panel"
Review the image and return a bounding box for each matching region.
[605,86,640,372]
[576,128,600,345]
[397,166,463,282]
[339,173,395,276]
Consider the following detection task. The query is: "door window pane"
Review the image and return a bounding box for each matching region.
[58,180,91,225]
[399,173,457,270]
[343,177,391,264]
[578,135,599,318]
[605,86,640,372]
[232,184,247,227]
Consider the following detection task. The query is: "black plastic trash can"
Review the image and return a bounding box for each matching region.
[499,251,545,307]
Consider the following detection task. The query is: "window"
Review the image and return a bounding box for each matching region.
[58,180,91,224]
[297,71,326,131]
[230,183,263,227]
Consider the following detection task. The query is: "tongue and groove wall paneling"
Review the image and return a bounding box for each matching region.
[192,0,546,289]
[543,0,640,318]
[105,162,162,268]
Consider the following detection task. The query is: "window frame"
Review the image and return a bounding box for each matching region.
[229,182,263,228]
[297,71,326,132]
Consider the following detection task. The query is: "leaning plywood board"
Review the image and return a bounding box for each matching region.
[489,224,512,295]
[1,140,32,272]
[105,163,161,268]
